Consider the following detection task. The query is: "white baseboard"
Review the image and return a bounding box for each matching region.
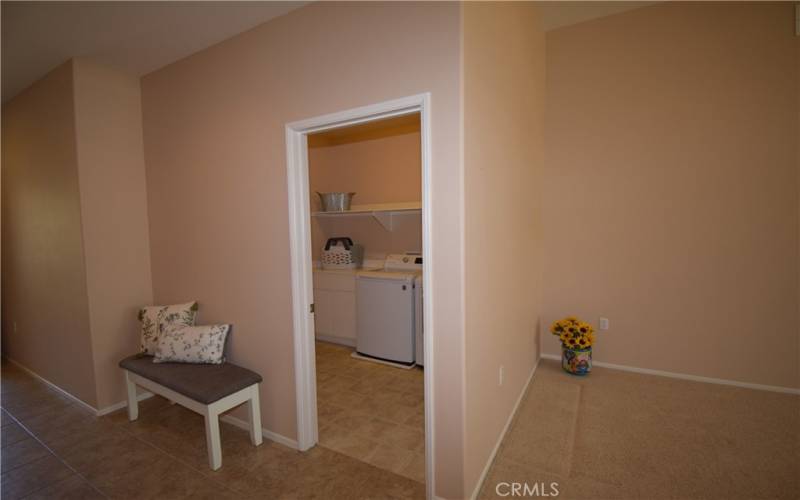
[469,357,540,500]
[315,335,356,347]
[5,356,300,448]
[220,414,299,450]
[96,392,154,416]
[5,356,155,416]
[350,351,416,370]
[5,356,101,414]
[540,353,800,395]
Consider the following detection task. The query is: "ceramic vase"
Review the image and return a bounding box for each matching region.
[562,345,592,375]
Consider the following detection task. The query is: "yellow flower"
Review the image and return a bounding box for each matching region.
[554,316,598,348]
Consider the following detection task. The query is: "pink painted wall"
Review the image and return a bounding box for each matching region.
[309,131,421,208]
[72,58,154,409]
[796,32,800,389]
[543,2,799,389]
[1,61,98,407]
[2,59,154,411]
[140,3,465,496]
[462,2,546,495]
[309,131,422,260]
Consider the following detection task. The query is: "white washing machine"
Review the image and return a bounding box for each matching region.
[414,272,424,367]
[355,254,422,366]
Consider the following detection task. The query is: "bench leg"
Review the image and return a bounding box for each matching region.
[125,371,138,421]
[248,385,263,446]
[204,409,222,470]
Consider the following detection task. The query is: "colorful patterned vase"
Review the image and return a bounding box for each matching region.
[562,345,592,376]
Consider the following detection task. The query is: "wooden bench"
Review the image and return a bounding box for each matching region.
[119,354,263,470]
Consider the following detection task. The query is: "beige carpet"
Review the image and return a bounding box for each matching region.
[480,359,800,500]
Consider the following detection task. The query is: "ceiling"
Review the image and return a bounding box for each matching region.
[1,1,307,102]
[308,113,421,148]
[536,1,656,31]
[2,1,655,104]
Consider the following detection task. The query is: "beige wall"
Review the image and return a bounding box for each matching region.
[72,58,153,409]
[2,59,154,411]
[463,2,545,495]
[309,131,421,208]
[543,2,799,389]
[1,61,98,406]
[140,3,466,496]
[309,130,422,260]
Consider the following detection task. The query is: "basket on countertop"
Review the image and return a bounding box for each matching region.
[321,237,364,269]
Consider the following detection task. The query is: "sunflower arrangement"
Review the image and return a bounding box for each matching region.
[551,316,595,350]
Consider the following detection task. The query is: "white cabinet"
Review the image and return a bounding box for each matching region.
[313,270,357,346]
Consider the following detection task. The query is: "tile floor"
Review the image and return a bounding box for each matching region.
[0,358,425,499]
[315,341,425,484]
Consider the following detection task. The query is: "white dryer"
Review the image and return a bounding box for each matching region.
[414,272,424,367]
[355,254,422,366]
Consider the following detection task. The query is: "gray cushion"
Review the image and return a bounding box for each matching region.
[119,354,262,404]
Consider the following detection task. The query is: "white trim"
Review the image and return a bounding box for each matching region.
[314,334,356,348]
[4,356,155,416]
[96,391,154,416]
[419,93,435,500]
[220,414,299,450]
[349,352,416,370]
[286,116,318,452]
[285,93,435,499]
[469,358,540,500]
[540,354,800,395]
[5,357,99,413]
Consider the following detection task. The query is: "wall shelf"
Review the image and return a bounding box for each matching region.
[311,201,421,231]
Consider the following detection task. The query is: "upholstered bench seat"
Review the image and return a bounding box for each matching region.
[119,354,263,470]
[119,354,262,404]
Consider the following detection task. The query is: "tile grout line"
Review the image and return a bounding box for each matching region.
[316,344,427,485]
[0,436,50,476]
[5,356,427,498]
[7,390,241,499]
[107,403,253,497]
[3,406,110,499]
[2,366,237,498]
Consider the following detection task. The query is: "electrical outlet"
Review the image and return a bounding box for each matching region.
[499,365,505,386]
[599,317,609,331]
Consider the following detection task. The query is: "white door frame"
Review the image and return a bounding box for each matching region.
[285,93,435,499]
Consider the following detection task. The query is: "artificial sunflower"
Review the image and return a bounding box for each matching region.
[551,316,597,349]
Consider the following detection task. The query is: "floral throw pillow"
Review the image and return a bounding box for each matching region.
[138,302,198,354]
[153,324,230,364]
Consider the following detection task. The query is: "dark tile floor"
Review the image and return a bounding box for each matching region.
[1,359,425,499]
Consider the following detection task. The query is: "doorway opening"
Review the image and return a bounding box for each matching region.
[285,94,434,498]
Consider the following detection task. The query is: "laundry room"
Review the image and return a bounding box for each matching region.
[307,112,426,483]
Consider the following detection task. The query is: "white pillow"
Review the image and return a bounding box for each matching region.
[138,302,198,354]
[153,324,230,364]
